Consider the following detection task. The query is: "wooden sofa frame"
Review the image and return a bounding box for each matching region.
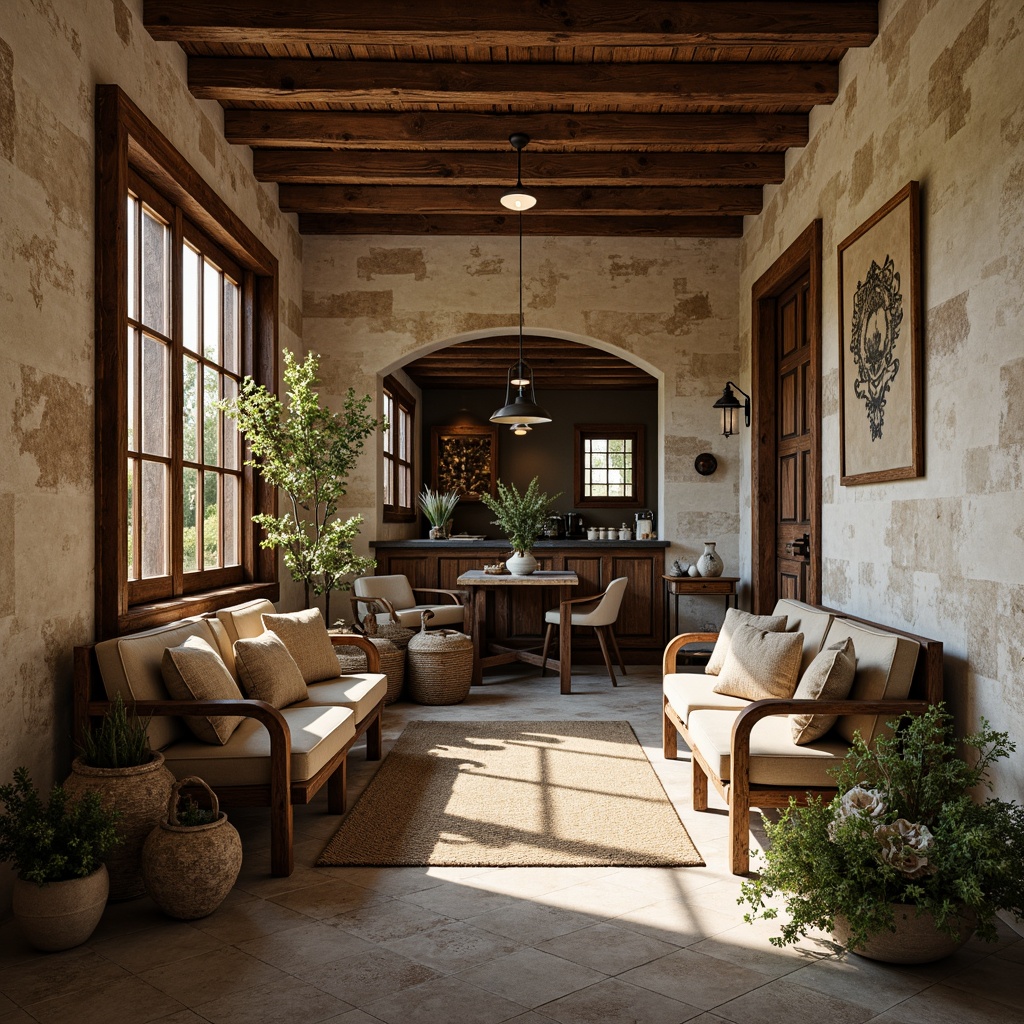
[73,633,384,878]
[662,606,944,875]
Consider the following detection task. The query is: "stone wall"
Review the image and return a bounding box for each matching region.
[0,0,303,879]
[738,0,1024,798]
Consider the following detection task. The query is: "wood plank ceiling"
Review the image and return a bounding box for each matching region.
[144,2,879,239]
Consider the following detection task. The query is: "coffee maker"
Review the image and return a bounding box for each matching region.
[634,510,655,540]
[563,512,584,538]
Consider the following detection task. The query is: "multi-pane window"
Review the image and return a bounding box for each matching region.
[382,376,415,521]
[574,424,645,508]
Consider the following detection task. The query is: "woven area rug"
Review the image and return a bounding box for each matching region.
[318,720,703,867]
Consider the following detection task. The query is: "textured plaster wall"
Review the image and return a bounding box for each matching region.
[738,0,1024,798]
[0,0,303,879]
[303,234,741,624]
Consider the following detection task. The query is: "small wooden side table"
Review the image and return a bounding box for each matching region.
[663,575,740,640]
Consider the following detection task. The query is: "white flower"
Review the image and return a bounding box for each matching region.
[874,818,936,879]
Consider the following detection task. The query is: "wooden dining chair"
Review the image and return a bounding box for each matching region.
[540,577,629,685]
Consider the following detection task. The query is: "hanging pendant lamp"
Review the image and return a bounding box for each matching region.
[499,133,536,212]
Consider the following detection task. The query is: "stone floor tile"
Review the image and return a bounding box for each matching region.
[91,919,225,973]
[146,1013,210,1024]
[324,866,449,898]
[460,865,618,900]
[298,947,441,1005]
[469,900,597,944]
[455,947,606,1007]
[540,877,666,919]
[618,946,771,1009]
[192,976,353,1024]
[236,920,377,973]
[612,896,741,947]
[860,983,1024,1024]
[361,974,527,1024]
[139,946,290,1005]
[327,897,456,944]
[537,976,702,1024]
[936,948,1024,1009]
[24,975,185,1024]
[188,895,312,943]
[687,924,809,979]
[784,953,932,1012]
[995,938,1024,964]
[383,919,523,973]
[399,882,518,921]
[537,921,679,975]
[316,1012,389,1024]
[0,948,128,1005]
[712,975,873,1024]
[268,880,392,920]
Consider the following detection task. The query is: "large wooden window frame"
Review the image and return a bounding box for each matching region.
[573,424,646,509]
[382,375,416,523]
[95,85,278,638]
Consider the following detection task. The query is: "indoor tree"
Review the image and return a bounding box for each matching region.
[218,349,382,621]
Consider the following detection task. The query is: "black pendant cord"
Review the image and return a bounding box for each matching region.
[518,210,524,371]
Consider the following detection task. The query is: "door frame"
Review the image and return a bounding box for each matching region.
[750,220,823,613]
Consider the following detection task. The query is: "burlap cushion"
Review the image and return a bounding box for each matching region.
[233,631,309,709]
[161,635,245,745]
[262,607,341,684]
[790,637,858,745]
[712,623,804,701]
[705,608,789,676]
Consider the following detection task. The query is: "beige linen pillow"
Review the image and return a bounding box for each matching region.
[161,635,245,745]
[705,607,789,676]
[790,637,857,745]
[712,622,804,701]
[233,631,309,709]
[262,607,341,685]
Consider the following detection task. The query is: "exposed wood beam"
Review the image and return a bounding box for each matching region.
[296,214,744,237]
[277,184,763,216]
[146,1,878,48]
[253,150,784,187]
[188,58,839,108]
[225,110,810,152]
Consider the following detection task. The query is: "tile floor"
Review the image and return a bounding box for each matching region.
[1,665,1022,1024]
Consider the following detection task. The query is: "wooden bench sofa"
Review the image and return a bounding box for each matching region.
[73,599,387,877]
[662,599,943,874]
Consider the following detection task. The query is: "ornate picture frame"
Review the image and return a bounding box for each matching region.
[838,181,923,486]
[430,425,498,502]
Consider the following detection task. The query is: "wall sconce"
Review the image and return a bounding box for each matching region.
[713,381,751,438]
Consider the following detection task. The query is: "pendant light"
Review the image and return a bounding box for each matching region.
[499,133,536,212]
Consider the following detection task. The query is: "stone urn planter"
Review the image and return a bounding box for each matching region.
[504,550,538,576]
[832,904,976,964]
[13,865,109,952]
[142,777,242,920]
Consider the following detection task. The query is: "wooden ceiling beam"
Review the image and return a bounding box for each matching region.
[278,184,763,215]
[146,1,878,48]
[253,150,784,187]
[296,213,743,237]
[225,110,810,151]
[188,58,838,108]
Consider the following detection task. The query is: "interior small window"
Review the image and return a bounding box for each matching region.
[574,424,645,508]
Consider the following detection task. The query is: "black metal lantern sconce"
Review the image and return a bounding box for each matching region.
[713,381,751,438]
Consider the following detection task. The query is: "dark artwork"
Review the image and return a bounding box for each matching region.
[850,254,904,441]
[438,435,493,498]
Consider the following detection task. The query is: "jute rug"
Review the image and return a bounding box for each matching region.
[318,720,703,867]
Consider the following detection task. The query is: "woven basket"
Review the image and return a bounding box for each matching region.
[359,603,415,650]
[335,636,406,704]
[406,611,473,705]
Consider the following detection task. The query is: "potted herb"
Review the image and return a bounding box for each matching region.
[0,767,120,951]
[65,695,174,900]
[418,486,460,539]
[740,704,1024,963]
[481,476,562,575]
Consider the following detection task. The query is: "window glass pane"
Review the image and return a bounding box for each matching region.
[222,377,239,469]
[399,464,411,509]
[182,244,200,353]
[398,406,407,460]
[182,466,198,574]
[141,334,168,456]
[203,367,220,465]
[127,327,136,453]
[140,460,167,578]
[223,475,239,567]
[202,471,219,569]
[127,458,136,580]
[383,394,393,455]
[182,356,199,462]
[203,260,221,362]
[127,196,137,322]
[223,277,240,374]
[383,455,392,505]
[141,207,169,334]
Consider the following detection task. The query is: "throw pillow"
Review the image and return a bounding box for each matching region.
[261,607,341,685]
[790,637,857,744]
[712,623,805,701]
[161,635,245,745]
[705,607,789,676]
[233,631,309,709]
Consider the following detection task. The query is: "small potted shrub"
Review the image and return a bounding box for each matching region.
[418,486,460,539]
[740,704,1024,963]
[481,476,562,575]
[65,695,174,900]
[0,767,120,951]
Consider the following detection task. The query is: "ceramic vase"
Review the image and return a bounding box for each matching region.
[696,541,724,578]
[505,551,538,576]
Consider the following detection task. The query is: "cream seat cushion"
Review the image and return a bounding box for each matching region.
[233,631,309,709]
[160,635,245,745]
[705,608,789,676]
[790,637,857,744]
[354,575,465,629]
[262,608,341,685]
[663,674,749,726]
[294,674,387,722]
[712,624,804,701]
[687,708,851,788]
[161,705,355,786]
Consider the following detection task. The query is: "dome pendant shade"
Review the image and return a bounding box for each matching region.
[490,391,552,425]
[499,133,536,211]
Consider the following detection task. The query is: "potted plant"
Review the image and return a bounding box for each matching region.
[481,476,562,575]
[65,695,175,900]
[142,777,242,920]
[418,486,460,539]
[0,767,120,951]
[740,704,1024,963]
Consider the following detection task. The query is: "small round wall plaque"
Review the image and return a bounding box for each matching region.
[694,453,718,476]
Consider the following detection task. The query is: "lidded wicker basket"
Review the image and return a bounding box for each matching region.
[406,610,473,705]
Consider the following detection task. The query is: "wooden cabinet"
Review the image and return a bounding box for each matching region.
[370,541,668,662]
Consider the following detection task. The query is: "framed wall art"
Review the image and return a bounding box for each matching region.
[431,424,498,501]
[838,181,923,486]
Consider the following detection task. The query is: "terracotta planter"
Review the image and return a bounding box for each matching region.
[142,777,242,920]
[833,904,976,964]
[13,865,108,952]
[65,753,175,901]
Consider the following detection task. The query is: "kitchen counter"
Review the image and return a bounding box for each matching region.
[369,538,669,548]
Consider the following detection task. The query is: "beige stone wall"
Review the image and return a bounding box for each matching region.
[0,0,303,858]
[303,234,742,620]
[738,0,1024,797]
